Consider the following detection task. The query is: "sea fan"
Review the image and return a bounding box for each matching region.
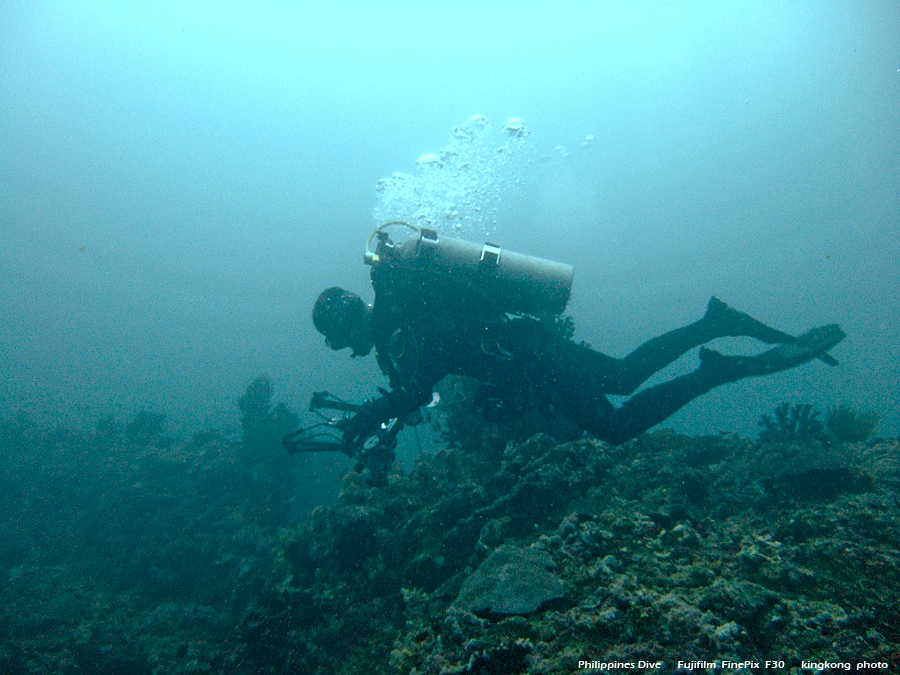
[757,402,827,444]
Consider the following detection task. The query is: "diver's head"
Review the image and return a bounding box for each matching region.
[312,287,374,356]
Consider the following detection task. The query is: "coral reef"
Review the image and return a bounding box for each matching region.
[0,378,300,674]
[0,379,896,673]
[125,409,169,448]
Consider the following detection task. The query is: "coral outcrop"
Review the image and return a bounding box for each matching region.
[248,415,900,674]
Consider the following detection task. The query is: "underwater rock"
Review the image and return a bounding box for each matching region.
[450,545,566,617]
[453,640,530,675]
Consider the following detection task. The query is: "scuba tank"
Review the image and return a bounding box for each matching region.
[365,222,573,315]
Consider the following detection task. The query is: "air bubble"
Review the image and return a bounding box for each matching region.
[502,118,527,138]
[373,116,535,239]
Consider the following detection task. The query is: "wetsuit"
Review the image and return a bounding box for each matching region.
[343,251,767,447]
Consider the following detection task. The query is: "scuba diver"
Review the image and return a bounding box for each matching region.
[285,222,845,485]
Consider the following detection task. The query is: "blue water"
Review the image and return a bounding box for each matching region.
[2,0,897,458]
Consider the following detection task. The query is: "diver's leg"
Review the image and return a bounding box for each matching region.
[606,317,717,394]
[585,324,846,445]
[582,370,714,445]
[607,297,833,394]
